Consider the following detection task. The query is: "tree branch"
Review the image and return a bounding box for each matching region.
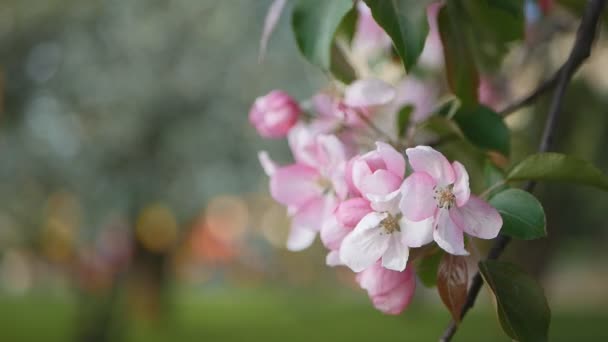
[440,1,606,341]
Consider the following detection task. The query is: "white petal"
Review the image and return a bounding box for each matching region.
[400,216,434,248]
[325,250,343,267]
[381,233,410,271]
[344,79,396,108]
[340,212,389,272]
[286,225,317,251]
[258,151,278,176]
[368,189,401,215]
[433,209,469,255]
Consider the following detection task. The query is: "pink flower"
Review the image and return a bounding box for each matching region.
[259,134,348,251]
[339,143,434,272]
[399,146,503,255]
[350,141,405,207]
[356,262,416,315]
[249,90,300,138]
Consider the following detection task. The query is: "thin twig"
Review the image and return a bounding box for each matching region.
[440,1,606,341]
[498,68,562,117]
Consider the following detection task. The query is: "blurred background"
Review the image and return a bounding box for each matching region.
[0,0,606,341]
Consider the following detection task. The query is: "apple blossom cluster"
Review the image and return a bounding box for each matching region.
[250,2,503,315]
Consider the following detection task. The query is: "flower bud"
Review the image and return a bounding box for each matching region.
[249,90,300,138]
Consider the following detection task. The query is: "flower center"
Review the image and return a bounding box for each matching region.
[317,177,334,195]
[380,213,401,234]
[434,184,456,209]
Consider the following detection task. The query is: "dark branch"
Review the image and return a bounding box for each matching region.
[440,1,606,341]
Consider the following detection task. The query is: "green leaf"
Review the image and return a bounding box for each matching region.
[396,105,414,139]
[335,6,358,43]
[363,0,432,71]
[453,105,510,156]
[461,0,525,71]
[489,189,546,240]
[415,250,443,287]
[479,260,550,342]
[507,153,608,191]
[330,44,357,83]
[438,1,524,104]
[437,5,479,106]
[291,0,353,70]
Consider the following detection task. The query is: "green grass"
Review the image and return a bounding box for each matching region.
[1,288,607,341]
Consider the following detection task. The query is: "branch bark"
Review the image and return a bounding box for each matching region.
[440,1,606,340]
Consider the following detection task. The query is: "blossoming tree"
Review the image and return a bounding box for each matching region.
[250,0,608,340]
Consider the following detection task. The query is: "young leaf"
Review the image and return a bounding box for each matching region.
[437,254,468,323]
[437,5,479,106]
[291,0,353,70]
[363,0,433,71]
[415,249,443,287]
[479,260,551,342]
[489,189,546,240]
[453,105,510,156]
[507,153,608,191]
[396,105,414,139]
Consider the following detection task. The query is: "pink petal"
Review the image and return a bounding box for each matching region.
[433,209,469,255]
[316,134,346,167]
[351,157,373,194]
[270,164,321,207]
[258,151,278,176]
[400,216,434,247]
[343,79,396,108]
[381,234,410,271]
[405,146,455,184]
[340,212,390,272]
[376,142,406,179]
[258,0,287,62]
[287,124,318,167]
[286,225,317,251]
[291,197,325,231]
[335,197,373,228]
[345,157,361,197]
[371,272,416,315]
[451,196,502,239]
[357,262,397,295]
[360,169,403,198]
[399,172,437,221]
[357,263,416,315]
[452,161,471,207]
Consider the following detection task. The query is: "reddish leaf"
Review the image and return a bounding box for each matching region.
[437,254,468,323]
